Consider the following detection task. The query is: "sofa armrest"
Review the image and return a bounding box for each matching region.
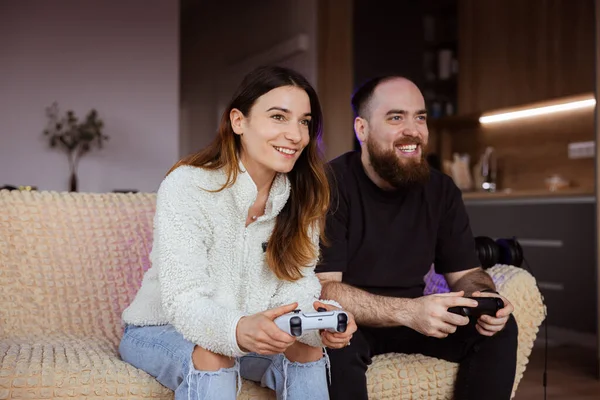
[486,264,547,397]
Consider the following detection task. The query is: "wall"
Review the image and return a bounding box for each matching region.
[0,0,179,193]
[180,0,318,157]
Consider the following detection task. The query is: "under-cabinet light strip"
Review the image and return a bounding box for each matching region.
[479,98,596,124]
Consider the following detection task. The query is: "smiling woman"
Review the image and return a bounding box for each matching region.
[117,65,357,400]
[170,67,328,281]
[230,87,313,180]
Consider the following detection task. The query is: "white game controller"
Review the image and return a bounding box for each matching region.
[274,308,348,337]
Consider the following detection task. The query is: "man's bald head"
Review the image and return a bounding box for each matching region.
[351,76,421,120]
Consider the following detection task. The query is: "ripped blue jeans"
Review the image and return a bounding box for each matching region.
[119,324,330,400]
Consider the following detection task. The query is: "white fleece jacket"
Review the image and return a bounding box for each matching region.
[122,164,339,357]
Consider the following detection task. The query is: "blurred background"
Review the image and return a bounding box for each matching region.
[1,0,599,398]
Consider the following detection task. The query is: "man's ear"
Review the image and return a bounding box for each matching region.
[230,108,245,135]
[354,117,368,143]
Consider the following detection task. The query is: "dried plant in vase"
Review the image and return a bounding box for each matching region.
[43,102,109,192]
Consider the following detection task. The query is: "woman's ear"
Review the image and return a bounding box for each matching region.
[230,108,245,135]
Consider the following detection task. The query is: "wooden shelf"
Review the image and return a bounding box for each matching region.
[429,92,595,131]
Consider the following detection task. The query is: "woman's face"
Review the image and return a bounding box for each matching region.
[231,85,312,176]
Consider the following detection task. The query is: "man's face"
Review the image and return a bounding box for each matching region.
[355,79,430,188]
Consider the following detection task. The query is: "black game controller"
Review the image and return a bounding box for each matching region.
[448,297,504,318]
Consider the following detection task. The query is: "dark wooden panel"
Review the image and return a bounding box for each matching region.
[317,0,354,161]
[458,0,596,114]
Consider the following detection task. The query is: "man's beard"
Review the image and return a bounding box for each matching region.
[366,138,430,188]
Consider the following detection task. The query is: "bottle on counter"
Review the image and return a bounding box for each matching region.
[449,153,474,191]
[479,147,497,192]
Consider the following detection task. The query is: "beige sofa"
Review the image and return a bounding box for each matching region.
[0,190,546,399]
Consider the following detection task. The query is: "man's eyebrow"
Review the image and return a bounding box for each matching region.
[385,109,428,116]
[385,109,407,116]
[266,107,312,117]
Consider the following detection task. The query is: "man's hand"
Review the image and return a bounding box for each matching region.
[471,291,514,337]
[406,291,477,338]
[313,301,357,349]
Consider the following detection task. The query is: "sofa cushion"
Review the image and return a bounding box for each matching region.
[0,191,156,341]
[0,334,463,400]
[0,335,170,399]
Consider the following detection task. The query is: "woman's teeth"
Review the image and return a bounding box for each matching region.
[275,146,296,155]
[398,144,418,153]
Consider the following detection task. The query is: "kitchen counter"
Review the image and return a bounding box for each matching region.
[462,187,595,205]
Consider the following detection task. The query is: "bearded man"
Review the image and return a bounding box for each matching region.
[316,76,518,400]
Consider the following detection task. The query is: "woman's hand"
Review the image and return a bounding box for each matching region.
[236,302,298,355]
[313,301,357,349]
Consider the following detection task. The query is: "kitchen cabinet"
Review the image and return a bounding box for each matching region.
[465,196,596,334]
[458,0,595,114]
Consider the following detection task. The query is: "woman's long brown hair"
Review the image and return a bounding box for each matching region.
[168,66,329,281]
